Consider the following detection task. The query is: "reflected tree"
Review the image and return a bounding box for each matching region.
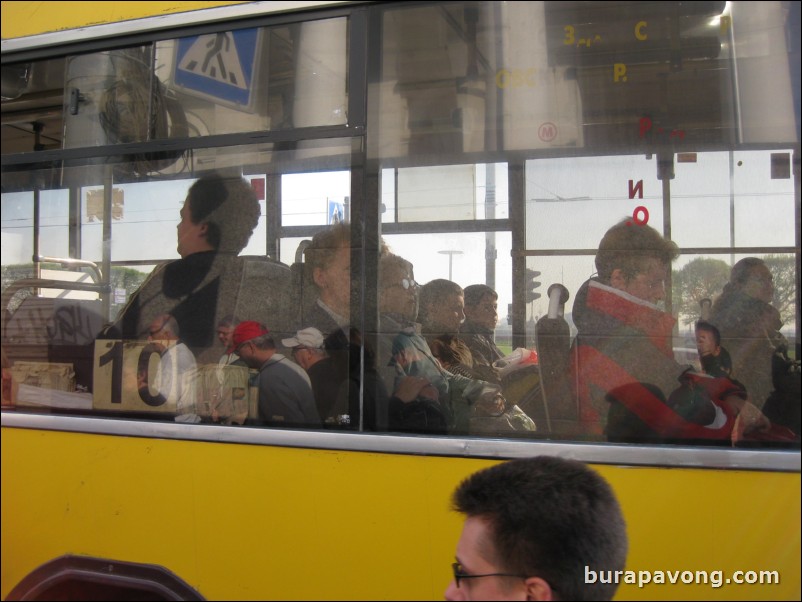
[763,254,796,325]
[672,258,730,326]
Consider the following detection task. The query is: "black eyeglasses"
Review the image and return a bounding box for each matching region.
[234,341,252,355]
[451,562,527,588]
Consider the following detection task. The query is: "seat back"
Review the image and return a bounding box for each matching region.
[534,283,577,433]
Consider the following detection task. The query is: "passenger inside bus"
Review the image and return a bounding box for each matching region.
[459,284,503,385]
[710,259,786,404]
[321,327,389,431]
[232,320,321,428]
[570,219,771,444]
[282,326,345,425]
[371,252,443,433]
[300,222,352,336]
[710,258,801,435]
[98,172,287,365]
[216,314,244,368]
[141,313,199,423]
[420,279,476,379]
[695,320,733,379]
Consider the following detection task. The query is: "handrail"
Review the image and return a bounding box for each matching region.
[34,255,103,283]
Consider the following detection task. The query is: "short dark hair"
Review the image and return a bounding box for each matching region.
[419,279,463,323]
[452,456,628,601]
[463,284,497,307]
[186,172,260,253]
[595,219,679,283]
[695,320,721,346]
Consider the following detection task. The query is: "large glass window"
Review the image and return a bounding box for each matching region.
[2,1,799,449]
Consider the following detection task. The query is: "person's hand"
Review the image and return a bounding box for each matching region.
[731,400,771,445]
[393,376,433,403]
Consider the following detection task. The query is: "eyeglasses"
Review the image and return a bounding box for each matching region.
[451,562,527,588]
[234,341,252,355]
[394,277,418,290]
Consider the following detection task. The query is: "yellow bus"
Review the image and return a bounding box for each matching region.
[2,1,800,600]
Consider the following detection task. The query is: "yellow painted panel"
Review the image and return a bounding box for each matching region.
[1,427,800,600]
[1,1,250,40]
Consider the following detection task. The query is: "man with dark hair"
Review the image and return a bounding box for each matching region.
[419,279,475,378]
[460,284,503,384]
[695,320,732,378]
[571,219,768,442]
[101,171,291,364]
[445,456,628,601]
[232,320,320,428]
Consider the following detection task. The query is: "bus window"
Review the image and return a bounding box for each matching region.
[1,2,800,600]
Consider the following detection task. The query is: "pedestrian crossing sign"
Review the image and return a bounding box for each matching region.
[174,28,261,110]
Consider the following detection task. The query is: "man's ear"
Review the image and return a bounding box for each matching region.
[525,576,555,601]
[313,266,326,289]
[609,268,627,291]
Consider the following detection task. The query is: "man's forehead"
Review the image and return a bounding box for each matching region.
[384,264,412,281]
[639,257,668,273]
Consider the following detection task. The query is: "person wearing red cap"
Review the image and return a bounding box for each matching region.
[232,321,321,428]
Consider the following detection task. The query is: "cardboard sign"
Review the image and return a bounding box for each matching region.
[93,340,255,421]
[93,340,180,414]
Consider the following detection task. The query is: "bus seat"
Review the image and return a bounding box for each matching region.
[238,256,294,338]
[535,283,577,434]
[288,239,315,329]
[2,297,105,392]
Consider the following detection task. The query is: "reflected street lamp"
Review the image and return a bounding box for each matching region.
[438,249,463,280]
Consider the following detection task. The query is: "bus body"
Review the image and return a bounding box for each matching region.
[2,1,800,600]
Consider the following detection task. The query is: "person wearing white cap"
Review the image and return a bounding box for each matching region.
[282,327,346,424]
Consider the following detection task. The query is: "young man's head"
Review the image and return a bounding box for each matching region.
[445,456,628,601]
[304,222,352,317]
[379,253,419,321]
[695,320,721,358]
[178,172,260,257]
[595,220,679,305]
[462,284,499,332]
[419,279,465,334]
